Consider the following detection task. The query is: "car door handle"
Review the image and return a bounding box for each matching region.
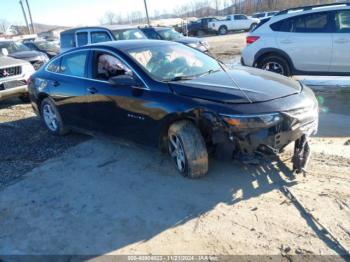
[280,39,292,44]
[52,80,60,87]
[335,38,349,44]
[87,87,98,94]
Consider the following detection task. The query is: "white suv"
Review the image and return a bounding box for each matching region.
[241,3,350,76]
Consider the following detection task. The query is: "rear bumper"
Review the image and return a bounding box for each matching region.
[0,85,28,99]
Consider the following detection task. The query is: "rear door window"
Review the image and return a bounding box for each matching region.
[271,12,331,33]
[76,32,88,47]
[91,31,112,43]
[61,33,75,49]
[60,51,88,77]
[335,10,350,33]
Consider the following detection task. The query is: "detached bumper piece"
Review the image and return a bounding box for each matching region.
[223,106,318,173]
[293,135,311,175]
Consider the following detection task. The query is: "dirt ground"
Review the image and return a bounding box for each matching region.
[0,33,350,258]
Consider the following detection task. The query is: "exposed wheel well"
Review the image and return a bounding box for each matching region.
[159,117,208,153]
[36,93,49,114]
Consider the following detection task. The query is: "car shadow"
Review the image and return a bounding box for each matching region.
[0,129,303,255]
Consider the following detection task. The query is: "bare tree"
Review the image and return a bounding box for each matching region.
[0,19,10,33]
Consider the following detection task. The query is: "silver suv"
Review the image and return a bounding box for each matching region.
[0,52,35,101]
[242,3,350,76]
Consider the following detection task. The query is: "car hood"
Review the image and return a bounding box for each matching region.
[168,66,302,104]
[9,50,43,60]
[0,56,28,68]
[174,37,201,45]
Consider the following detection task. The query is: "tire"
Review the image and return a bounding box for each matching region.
[40,98,69,136]
[19,94,30,103]
[168,121,208,178]
[249,23,258,31]
[258,55,291,76]
[196,30,205,37]
[218,26,227,35]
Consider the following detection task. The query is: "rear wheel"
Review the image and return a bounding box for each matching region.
[168,121,208,178]
[258,55,291,76]
[41,98,69,136]
[218,26,228,35]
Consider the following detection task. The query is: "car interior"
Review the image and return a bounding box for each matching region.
[94,51,130,81]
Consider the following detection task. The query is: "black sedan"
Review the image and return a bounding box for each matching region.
[23,40,59,59]
[28,40,318,178]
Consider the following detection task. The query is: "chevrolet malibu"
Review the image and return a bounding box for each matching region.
[28,40,318,178]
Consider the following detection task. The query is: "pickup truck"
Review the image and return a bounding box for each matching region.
[208,14,260,35]
[186,17,219,36]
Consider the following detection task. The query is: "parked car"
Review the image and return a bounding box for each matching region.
[60,26,209,53]
[0,40,49,70]
[28,40,318,178]
[241,3,350,76]
[0,52,35,101]
[252,11,279,19]
[60,27,115,53]
[23,40,59,58]
[140,26,210,52]
[110,25,148,41]
[208,14,260,35]
[186,17,220,36]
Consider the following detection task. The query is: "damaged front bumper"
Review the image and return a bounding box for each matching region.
[215,104,319,173]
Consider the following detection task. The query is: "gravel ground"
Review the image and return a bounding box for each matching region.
[0,98,88,188]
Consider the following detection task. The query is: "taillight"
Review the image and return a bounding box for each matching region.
[246,36,260,45]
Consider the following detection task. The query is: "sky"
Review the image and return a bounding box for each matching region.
[0,0,191,26]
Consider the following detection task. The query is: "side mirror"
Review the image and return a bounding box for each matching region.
[109,74,142,87]
[1,48,8,56]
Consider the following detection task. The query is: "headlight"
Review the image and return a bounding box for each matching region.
[220,113,282,129]
[22,63,35,74]
[188,43,207,52]
[41,54,49,62]
[200,41,210,49]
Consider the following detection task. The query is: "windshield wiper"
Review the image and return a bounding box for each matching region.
[168,75,195,82]
[197,69,221,78]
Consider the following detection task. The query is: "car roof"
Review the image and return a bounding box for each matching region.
[83,39,176,51]
[61,26,108,34]
[104,25,141,31]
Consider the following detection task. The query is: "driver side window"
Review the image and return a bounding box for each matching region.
[93,51,132,81]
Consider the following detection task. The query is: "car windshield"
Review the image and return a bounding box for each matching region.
[126,43,222,81]
[157,28,183,40]
[112,29,147,40]
[0,41,30,54]
[36,41,59,52]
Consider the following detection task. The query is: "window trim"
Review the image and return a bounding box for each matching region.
[270,11,334,33]
[45,48,150,90]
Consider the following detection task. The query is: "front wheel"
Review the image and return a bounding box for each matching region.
[168,121,208,178]
[258,55,291,76]
[41,98,69,136]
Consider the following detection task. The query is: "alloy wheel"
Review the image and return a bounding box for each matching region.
[168,134,187,173]
[262,62,285,75]
[43,104,58,132]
